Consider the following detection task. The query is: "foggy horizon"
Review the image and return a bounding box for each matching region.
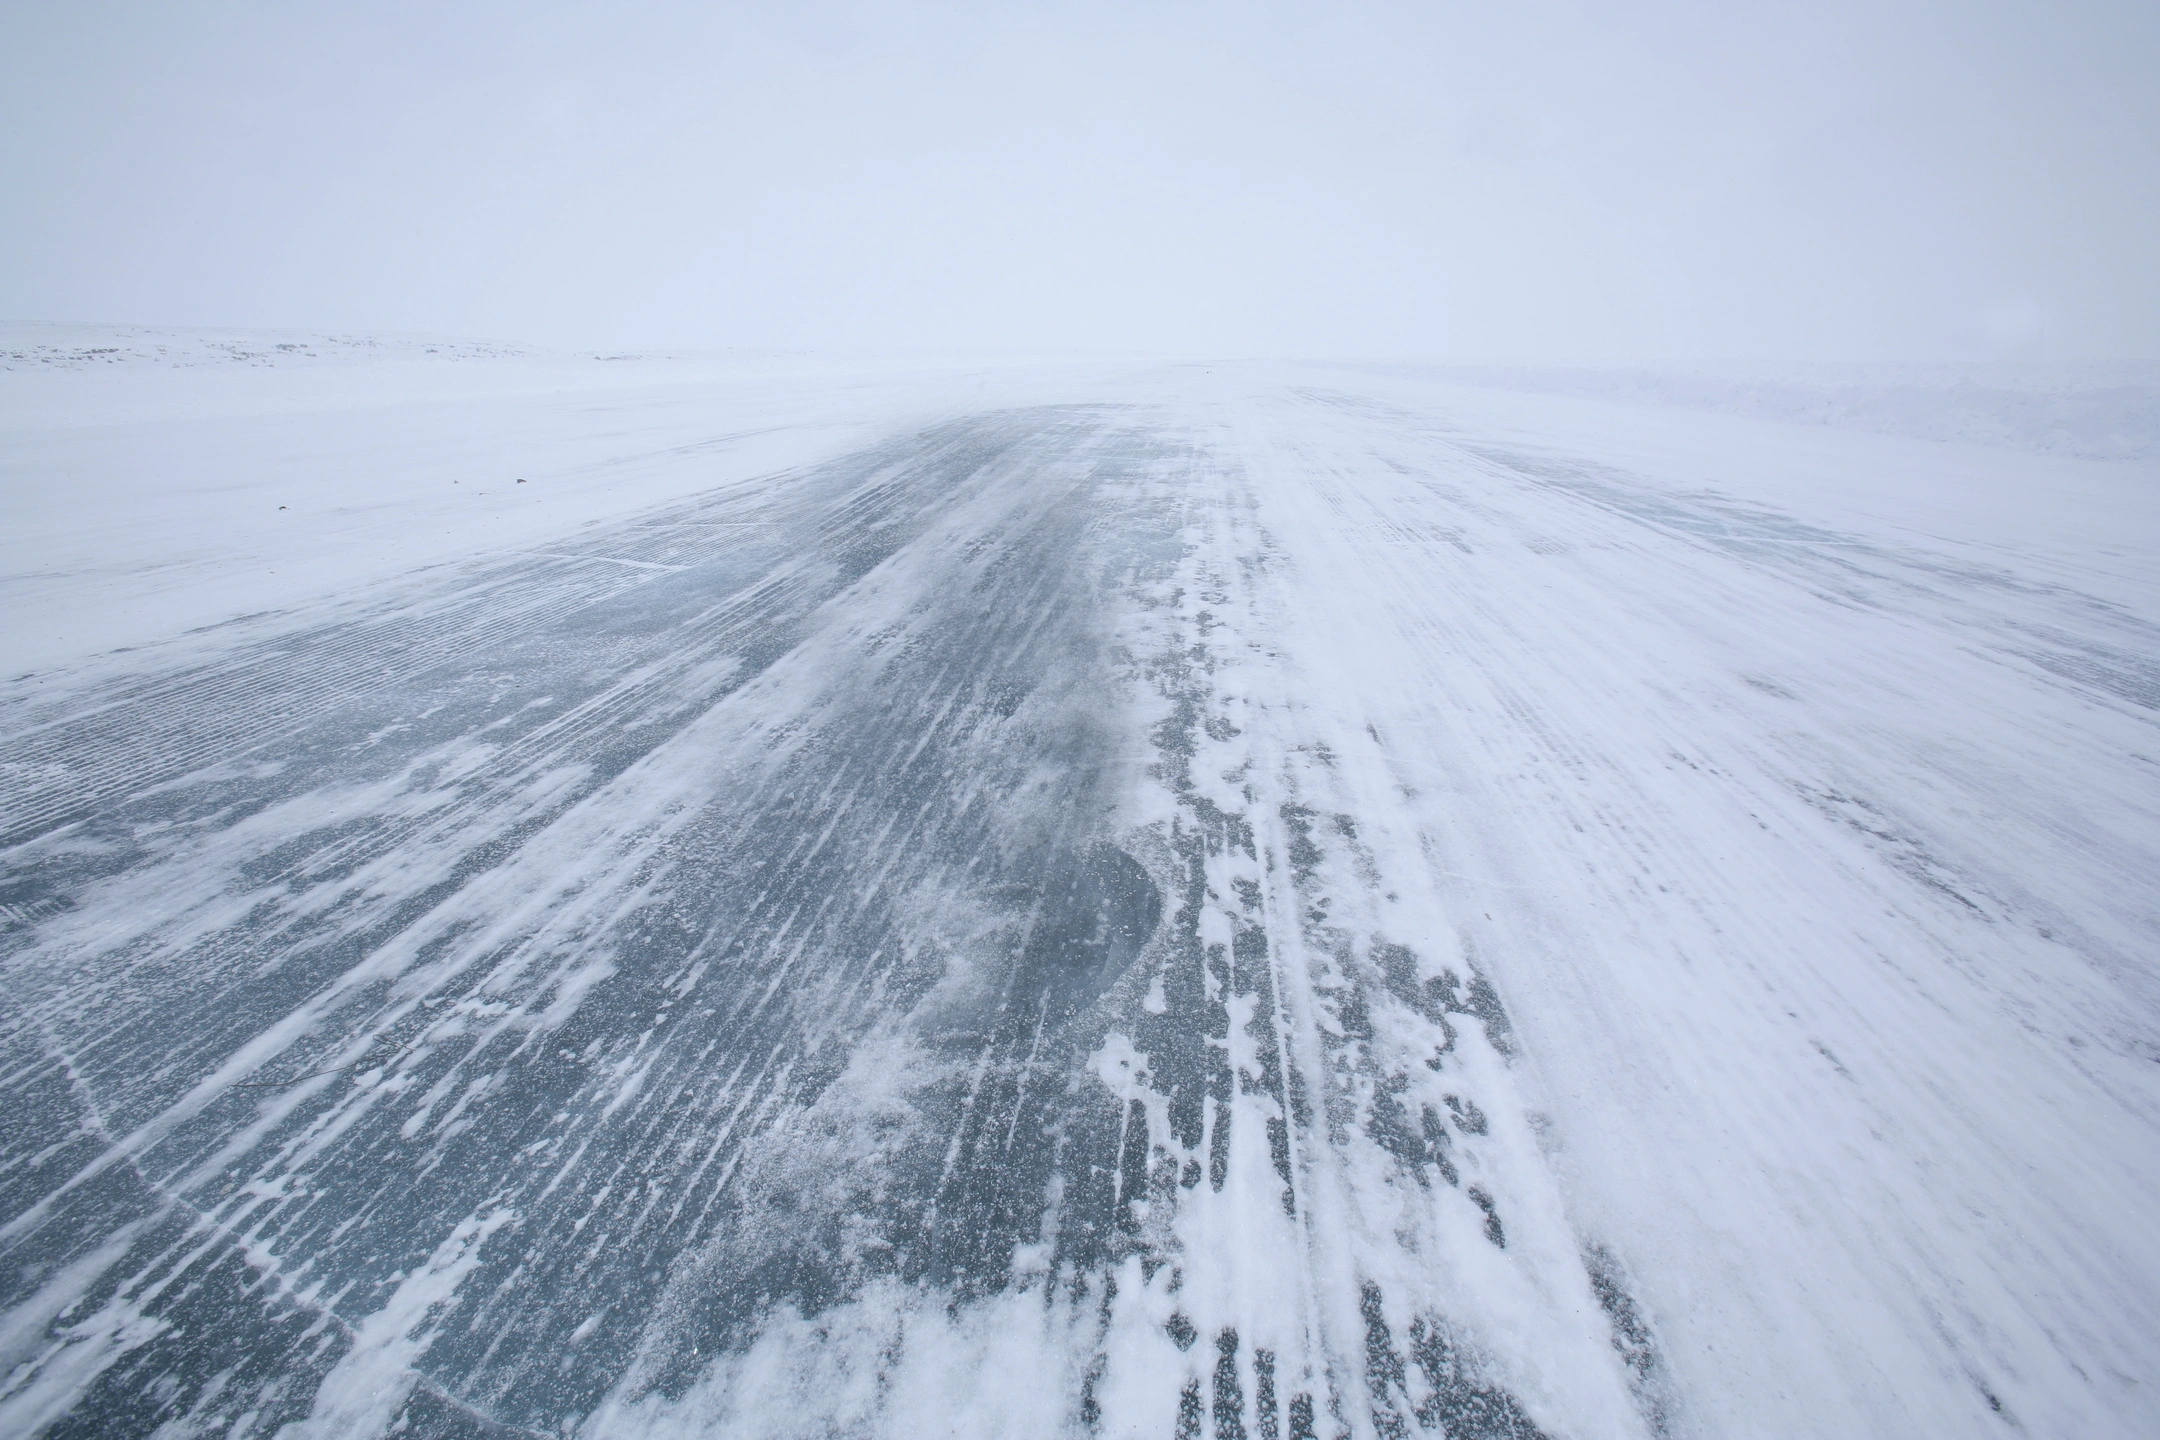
[6,0,2157,362]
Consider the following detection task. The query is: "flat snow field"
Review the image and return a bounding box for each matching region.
[3,328,2158,1440]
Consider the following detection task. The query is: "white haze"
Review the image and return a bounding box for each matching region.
[3,0,2157,361]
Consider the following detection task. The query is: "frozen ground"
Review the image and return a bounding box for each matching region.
[2,329,2157,1439]
[1339,361,2160,463]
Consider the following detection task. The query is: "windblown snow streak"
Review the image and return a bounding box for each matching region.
[3,372,2156,1439]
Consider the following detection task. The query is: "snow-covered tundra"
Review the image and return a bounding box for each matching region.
[3,328,2156,1439]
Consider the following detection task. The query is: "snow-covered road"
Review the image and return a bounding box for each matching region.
[4,347,2157,1438]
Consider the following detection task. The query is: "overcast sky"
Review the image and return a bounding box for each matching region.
[4,0,2155,360]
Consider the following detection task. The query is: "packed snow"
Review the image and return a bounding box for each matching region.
[2,328,2156,1439]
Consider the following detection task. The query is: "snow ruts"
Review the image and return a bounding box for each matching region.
[3,374,2157,1438]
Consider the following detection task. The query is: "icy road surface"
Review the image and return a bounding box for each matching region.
[3,348,2158,1438]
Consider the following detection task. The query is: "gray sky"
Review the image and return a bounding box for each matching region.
[4,0,2156,359]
